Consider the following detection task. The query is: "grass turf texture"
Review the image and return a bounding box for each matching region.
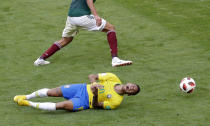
[0,0,210,125]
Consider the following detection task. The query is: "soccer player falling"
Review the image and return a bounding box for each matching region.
[14,73,140,111]
[34,0,133,67]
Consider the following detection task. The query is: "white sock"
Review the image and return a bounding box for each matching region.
[26,88,49,99]
[112,57,120,62]
[29,101,56,111]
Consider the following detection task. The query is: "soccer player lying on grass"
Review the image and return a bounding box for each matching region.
[14,73,140,111]
[34,0,132,67]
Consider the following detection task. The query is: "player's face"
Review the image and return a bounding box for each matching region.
[124,83,138,95]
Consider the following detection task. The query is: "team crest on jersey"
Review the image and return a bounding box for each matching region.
[64,85,70,88]
[107,94,112,99]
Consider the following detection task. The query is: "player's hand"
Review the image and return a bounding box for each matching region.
[91,82,98,85]
[95,15,102,26]
[95,84,104,89]
[91,84,104,95]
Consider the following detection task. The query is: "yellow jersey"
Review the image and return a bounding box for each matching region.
[87,73,124,110]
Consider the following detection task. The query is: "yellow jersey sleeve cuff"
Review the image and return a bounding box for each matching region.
[98,73,102,81]
[103,101,112,110]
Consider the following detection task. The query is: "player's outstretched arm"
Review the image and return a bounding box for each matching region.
[86,0,102,26]
[91,84,103,109]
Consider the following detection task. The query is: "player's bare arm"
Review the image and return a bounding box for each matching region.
[86,0,102,26]
[88,74,99,83]
[91,85,103,108]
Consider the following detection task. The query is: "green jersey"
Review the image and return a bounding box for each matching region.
[68,0,96,17]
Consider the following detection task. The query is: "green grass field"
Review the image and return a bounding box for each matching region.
[1,0,210,125]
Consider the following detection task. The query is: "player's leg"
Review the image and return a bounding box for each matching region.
[17,100,57,111]
[40,37,73,60]
[102,22,132,67]
[36,37,73,61]
[14,87,63,102]
[34,16,78,66]
[76,15,132,66]
[17,100,74,111]
[55,98,88,111]
[47,87,63,97]
[15,87,69,111]
[102,22,118,58]
[80,15,132,67]
[16,85,88,111]
[56,100,74,111]
[34,37,74,66]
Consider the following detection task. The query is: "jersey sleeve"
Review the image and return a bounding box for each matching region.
[98,73,121,83]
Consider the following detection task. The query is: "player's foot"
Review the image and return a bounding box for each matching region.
[17,99,30,106]
[14,95,26,103]
[34,58,50,66]
[112,57,132,67]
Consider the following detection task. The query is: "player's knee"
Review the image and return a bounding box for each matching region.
[109,24,115,31]
[111,25,115,31]
[47,88,62,97]
[47,89,54,96]
[63,102,73,111]
[64,106,72,111]
[59,37,73,47]
[105,22,115,31]
[56,101,73,111]
[65,37,73,43]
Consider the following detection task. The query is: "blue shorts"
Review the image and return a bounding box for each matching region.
[61,84,89,111]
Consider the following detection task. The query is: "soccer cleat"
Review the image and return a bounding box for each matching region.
[112,57,132,67]
[17,99,30,106]
[14,95,26,103]
[34,58,50,66]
